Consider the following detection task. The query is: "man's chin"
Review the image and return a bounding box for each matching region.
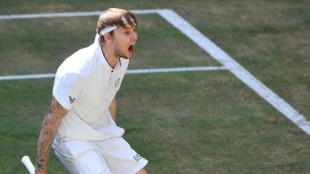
[122,53,133,59]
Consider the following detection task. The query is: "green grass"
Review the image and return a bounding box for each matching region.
[0,0,309,173]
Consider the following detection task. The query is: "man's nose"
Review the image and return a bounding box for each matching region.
[132,32,138,41]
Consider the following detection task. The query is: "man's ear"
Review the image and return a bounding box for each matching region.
[104,33,112,43]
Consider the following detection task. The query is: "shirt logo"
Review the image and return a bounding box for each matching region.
[115,78,121,88]
[69,96,76,104]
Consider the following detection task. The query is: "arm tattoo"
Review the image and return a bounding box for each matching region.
[35,98,68,171]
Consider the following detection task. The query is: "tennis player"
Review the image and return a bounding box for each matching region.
[35,8,148,174]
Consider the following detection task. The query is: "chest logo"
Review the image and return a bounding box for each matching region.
[115,78,121,88]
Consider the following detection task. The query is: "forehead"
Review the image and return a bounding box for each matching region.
[118,22,137,31]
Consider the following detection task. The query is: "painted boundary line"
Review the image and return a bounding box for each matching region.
[156,9,310,134]
[0,73,55,80]
[126,66,226,74]
[1,9,309,134]
[0,9,160,19]
[0,66,226,80]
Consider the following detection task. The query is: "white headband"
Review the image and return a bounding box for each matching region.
[99,16,135,36]
[100,26,117,35]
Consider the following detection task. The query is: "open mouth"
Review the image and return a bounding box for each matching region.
[128,45,134,54]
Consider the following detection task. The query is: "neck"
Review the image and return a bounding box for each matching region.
[99,40,119,69]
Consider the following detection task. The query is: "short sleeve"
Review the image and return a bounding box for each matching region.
[52,73,86,110]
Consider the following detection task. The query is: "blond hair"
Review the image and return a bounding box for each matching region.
[96,8,137,42]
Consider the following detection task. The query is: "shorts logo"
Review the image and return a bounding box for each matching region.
[133,153,142,162]
[69,96,76,104]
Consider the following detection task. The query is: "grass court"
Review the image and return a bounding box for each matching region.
[0,0,309,173]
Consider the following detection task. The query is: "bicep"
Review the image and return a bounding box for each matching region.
[48,96,68,120]
[40,97,68,138]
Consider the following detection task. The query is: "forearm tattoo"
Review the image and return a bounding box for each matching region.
[35,99,67,171]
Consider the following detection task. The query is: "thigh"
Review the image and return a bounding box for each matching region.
[99,137,148,174]
[54,139,112,174]
[74,149,112,174]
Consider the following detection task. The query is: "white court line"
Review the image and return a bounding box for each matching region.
[0,73,55,80]
[157,9,310,134]
[0,9,309,134]
[0,66,226,80]
[0,9,160,20]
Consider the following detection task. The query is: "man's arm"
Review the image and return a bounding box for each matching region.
[35,96,68,174]
[109,97,117,121]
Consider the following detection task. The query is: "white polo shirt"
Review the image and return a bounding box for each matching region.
[53,37,129,141]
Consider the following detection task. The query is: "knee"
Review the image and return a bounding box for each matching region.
[136,168,147,174]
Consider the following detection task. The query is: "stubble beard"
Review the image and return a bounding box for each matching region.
[114,46,131,59]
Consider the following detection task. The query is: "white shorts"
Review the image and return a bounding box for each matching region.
[53,137,148,174]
